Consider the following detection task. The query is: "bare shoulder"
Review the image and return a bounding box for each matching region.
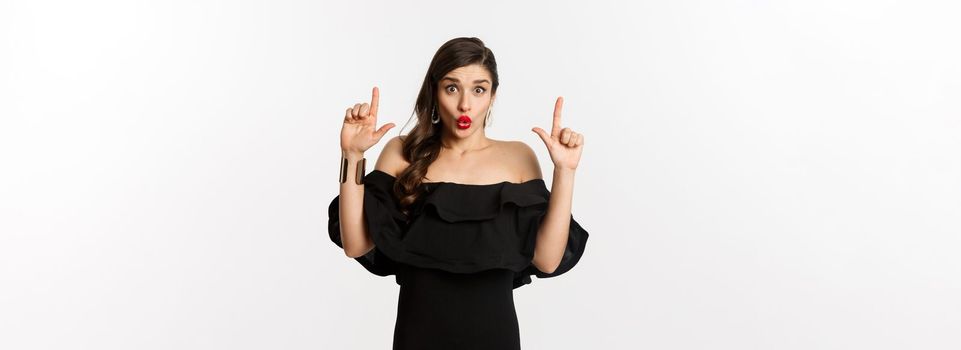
[502,140,542,182]
[374,135,409,178]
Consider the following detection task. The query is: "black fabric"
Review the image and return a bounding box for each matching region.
[327,169,589,349]
[327,169,589,289]
[392,263,520,350]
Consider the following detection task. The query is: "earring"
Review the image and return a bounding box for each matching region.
[485,108,492,127]
[431,105,440,124]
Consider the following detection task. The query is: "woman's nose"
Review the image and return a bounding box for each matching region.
[458,95,471,112]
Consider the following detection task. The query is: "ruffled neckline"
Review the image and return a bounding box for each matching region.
[366,169,550,223]
[369,169,545,188]
[330,168,589,289]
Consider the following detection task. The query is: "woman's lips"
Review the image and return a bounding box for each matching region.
[456,115,472,129]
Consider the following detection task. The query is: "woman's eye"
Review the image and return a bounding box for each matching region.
[474,87,486,94]
[446,85,457,93]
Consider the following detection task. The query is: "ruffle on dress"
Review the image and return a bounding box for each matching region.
[328,169,588,289]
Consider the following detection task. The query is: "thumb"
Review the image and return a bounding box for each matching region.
[532,127,551,145]
[375,123,396,140]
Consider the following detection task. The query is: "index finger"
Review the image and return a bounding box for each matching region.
[370,86,380,118]
[551,96,563,137]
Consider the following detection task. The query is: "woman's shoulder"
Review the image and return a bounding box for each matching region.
[495,140,542,182]
[500,139,535,154]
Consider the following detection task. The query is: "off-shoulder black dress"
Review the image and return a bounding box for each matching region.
[328,170,589,350]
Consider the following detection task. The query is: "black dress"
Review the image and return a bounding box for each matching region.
[328,169,589,349]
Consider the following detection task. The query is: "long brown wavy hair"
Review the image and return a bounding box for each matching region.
[393,37,500,217]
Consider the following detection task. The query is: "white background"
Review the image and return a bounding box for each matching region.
[2,0,959,349]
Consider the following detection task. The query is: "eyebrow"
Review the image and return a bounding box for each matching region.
[441,77,491,85]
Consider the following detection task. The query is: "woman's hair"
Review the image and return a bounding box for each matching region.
[394,37,500,217]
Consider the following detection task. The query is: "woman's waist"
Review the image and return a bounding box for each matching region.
[396,263,515,294]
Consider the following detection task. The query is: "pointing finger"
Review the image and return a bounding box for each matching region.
[552,96,563,137]
[370,86,379,118]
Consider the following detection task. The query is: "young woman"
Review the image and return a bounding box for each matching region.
[328,37,589,349]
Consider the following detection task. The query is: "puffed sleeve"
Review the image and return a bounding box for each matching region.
[509,181,590,289]
[327,170,408,277]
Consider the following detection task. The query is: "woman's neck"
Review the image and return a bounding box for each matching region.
[440,133,493,155]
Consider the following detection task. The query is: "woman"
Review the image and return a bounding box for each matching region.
[328,37,589,349]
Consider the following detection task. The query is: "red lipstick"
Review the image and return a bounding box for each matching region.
[456,115,472,129]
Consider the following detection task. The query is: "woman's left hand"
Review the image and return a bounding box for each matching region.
[532,97,584,171]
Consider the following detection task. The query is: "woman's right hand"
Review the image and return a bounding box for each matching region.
[341,86,395,155]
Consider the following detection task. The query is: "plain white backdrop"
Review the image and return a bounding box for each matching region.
[2,0,959,349]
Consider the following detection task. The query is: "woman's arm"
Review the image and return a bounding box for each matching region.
[339,135,405,258]
[338,149,374,258]
[531,168,576,274]
[529,96,585,273]
[338,86,396,258]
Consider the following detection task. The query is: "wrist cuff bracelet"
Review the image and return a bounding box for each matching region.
[339,156,365,184]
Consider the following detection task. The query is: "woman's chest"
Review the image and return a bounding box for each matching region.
[425,148,523,185]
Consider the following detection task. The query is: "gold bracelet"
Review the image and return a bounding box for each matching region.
[339,156,366,184]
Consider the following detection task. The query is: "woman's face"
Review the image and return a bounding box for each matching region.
[436,64,495,135]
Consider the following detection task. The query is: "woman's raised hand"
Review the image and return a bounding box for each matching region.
[531,96,584,171]
[341,86,395,155]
